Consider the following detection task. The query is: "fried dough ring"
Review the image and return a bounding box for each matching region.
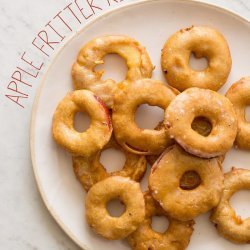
[161,26,232,91]
[127,191,194,250]
[52,90,112,157]
[72,136,147,191]
[112,79,178,155]
[210,168,250,244]
[85,176,145,240]
[165,87,237,158]
[149,145,223,221]
[226,77,250,149]
[72,35,153,108]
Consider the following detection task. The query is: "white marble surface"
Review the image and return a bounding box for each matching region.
[0,0,249,249]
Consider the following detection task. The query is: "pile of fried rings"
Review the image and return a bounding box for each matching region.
[52,26,250,249]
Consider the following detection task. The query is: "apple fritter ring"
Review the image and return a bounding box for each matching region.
[165,88,237,158]
[85,176,145,240]
[72,35,153,108]
[127,191,194,250]
[72,136,147,191]
[52,90,112,157]
[149,145,223,221]
[211,168,250,244]
[226,77,250,149]
[112,79,178,155]
[161,26,232,91]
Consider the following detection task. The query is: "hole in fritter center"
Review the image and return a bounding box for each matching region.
[74,112,91,132]
[230,190,250,220]
[151,216,169,233]
[135,104,164,129]
[107,199,126,217]
[180,171,201,190]
[191,116,212,137]
[100,148,126,173]
[245,106,250,122]
[189,52,208,71]
[95,54,128,82]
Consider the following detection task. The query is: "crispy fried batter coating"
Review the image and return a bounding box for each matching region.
[149,145,223,221]
[165,88,237,158]
[226,77,250,150]
[127,191,194,250]
[52,90,112,157]
[72,35,153,108]
[112,79,178,155]
[161,26,231,91]
[73,136,146,191]
[85,176,145,240]
[211,168,250,244]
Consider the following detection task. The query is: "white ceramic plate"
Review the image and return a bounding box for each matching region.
[31,1,250,249]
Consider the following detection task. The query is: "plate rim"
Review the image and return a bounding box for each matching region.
[30,0,250,249]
